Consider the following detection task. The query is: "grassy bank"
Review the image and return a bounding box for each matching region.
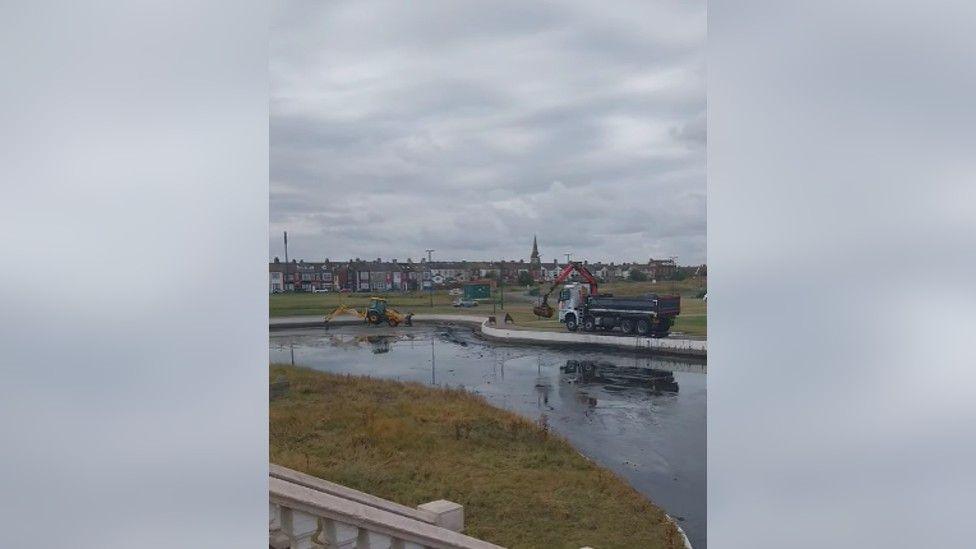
[269,278,706,337]
[270,365,686,549]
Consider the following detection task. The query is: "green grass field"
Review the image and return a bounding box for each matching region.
[269,277,706,337]
[270,366,686,549]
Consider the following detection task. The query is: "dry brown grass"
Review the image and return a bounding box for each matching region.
[270,365,686,549]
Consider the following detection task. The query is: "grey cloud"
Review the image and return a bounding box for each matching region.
[271,0,705,264]
[671,111,707,147]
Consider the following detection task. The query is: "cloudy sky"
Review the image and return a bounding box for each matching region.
[271,0,705,265]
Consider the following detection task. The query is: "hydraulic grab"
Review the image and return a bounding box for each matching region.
[533,262,600,318]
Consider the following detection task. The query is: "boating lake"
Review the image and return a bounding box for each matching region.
[270,324,706,548]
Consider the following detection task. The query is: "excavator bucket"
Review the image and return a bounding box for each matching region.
[533,305,554,318]
[533,303,554,318]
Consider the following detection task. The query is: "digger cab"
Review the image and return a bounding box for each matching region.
[368,297,387,315]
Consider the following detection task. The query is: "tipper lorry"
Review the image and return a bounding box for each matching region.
[532,261,680,337]
[557,283,680,337]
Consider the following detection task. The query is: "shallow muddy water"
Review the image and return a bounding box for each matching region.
[270,324,706,548]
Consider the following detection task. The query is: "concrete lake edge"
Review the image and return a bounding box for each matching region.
[270,314,707,360]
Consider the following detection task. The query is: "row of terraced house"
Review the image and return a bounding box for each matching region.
[268,256,676,293]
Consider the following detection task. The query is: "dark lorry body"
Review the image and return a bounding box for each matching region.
[573,294,681,337]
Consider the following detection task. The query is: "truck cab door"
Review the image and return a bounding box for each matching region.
[558,288,571,307]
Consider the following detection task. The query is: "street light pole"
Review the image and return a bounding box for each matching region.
[425,249,435,308]
[668,255,678,294]
[283,231,290,291]
[500,263,504,310]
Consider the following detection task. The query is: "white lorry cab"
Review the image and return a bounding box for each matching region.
[557,282,592,328]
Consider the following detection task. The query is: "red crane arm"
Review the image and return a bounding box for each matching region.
[548,262,599,295]
[572,263,600,295]
[534,262,599,318]
[551,263,576,286]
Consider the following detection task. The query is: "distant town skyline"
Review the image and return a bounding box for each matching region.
[268,250,683,294]
[269,233,693,266]
[271,1,706,264]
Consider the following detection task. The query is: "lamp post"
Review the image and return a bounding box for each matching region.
[668,255,678,294]
[425,249,435,308]
[500,264,505,310]
[283,231,289,291]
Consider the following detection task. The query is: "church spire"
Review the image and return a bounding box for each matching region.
[531,235,540,260]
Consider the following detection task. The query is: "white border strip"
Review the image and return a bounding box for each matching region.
[270,314,706,358]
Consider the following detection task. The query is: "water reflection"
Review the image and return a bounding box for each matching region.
[366,336,390,354]
[562,360,680,394]
[321,333,408,352]
[535,360,552,408]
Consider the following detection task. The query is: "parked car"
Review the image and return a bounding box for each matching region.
[453,298,478,308]
[312,288,331,293]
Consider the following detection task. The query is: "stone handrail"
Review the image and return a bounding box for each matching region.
[270,464,440,526]
[270,468,503,549]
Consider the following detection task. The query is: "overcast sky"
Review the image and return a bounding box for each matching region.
[271,0,705,265]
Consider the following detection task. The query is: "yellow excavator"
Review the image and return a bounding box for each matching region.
[324,297,413,328]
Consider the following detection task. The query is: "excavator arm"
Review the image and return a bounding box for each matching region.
[532,262,599,318]
[324,304,366,327]
[324,303,414,328]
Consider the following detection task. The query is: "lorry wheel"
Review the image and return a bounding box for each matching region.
[636,318,651,336]
[652,318,672,337]
[565,315,579,332]
[620,318,635,334]
[583,317,596,332]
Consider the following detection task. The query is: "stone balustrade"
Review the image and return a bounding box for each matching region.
[269,465,502,549]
